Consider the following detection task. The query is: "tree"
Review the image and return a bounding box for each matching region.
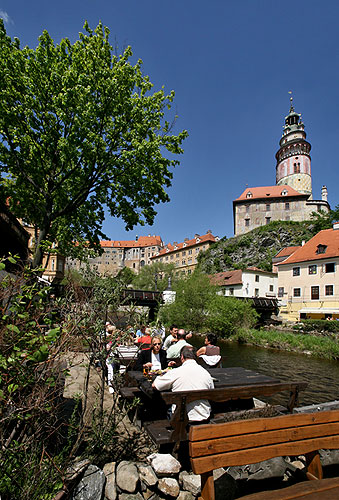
[207,295,258,337]
[310,204,339,233]
[132,261,176,292]
[0,21,188,267]
[160,271,217,331]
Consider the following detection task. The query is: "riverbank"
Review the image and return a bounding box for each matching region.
[228,328,339,360]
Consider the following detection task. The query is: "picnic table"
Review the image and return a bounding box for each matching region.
[122,367,308,447]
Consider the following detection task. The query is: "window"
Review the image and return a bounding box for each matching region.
[187,269,192,275]
[229,288,234,296]
[140,260,145,267]
[325,285,334,296]
[285,202,290,210]
[278,287,284,297]
[308,265,317,275]
[266,204,270,211]
[189,249,192,255]
[246,204,250,213]
[265,217,271,225]
[311,286,319,300]
[254,288,259,297]
[316,244,327,254]
[293,288,301,297]
[182,260,186,265]
[246,191,253,198]
[176,253,179,258]
[293,267,300,276]
[245,219,250,227]
[325,263,335,273]
[182,251,186,256]
[255,275,259,282]
[51,259,55,271]
[269,285,274,292]
[165,256,168,261]
[170,255,174,260]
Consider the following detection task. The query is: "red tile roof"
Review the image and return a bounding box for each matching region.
[100,235,163,248]
[234,185,307,202]
[211,270,243,286]
[274,246,301,259]
[278,228,339,265]
[151,233,216,258]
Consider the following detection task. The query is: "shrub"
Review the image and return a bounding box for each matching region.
[207,296,258,338]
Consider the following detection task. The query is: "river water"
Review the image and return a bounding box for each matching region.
[191,336,339,407]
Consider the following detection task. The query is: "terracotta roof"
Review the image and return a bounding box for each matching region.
[274,246,301,259]
[246,266,277,275]
[234,185,307,202]
[210,270,243,286]
[100,235,163,249]
[151,233,217,258]
[278,228,339,265]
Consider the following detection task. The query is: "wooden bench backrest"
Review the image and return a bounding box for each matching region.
[189,409,339,475]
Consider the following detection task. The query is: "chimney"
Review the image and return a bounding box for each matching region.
[195,233,200,238]
[135,235,138,241]
[184,238,189,242]
[333,222,339,230]
[302,240,305,246]
[321,186,328,202]
[206,229,212,234]
[173,242,178,246]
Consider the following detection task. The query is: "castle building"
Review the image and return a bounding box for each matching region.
[233,99,330,236]
[151,231,218,276]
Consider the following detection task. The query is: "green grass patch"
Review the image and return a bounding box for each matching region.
[229,328,339,360]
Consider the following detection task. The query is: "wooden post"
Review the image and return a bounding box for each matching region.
[199,471,215,500]
[305,451,323,480]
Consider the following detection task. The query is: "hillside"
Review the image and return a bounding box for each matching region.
[197,220,319,274]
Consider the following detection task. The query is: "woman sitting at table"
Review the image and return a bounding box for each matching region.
[135,336,168,371]
[135,326,152,350]
[196,333,221,367]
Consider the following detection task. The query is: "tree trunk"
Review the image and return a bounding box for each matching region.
[32,223,50,268]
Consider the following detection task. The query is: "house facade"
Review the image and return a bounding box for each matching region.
[212,267,277,298]
[150,231,218,276]
[277,224,339,321]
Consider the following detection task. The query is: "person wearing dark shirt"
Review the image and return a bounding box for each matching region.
[135,336,168,371]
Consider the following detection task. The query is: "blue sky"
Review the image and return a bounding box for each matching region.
[1,1,339,244]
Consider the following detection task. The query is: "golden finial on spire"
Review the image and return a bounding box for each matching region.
[288,91,294,111]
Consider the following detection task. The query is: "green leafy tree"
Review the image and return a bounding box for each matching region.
[116,266,135,286]
[160,271,217,331]
[132,261,176,292]
[310,205,339,233]
[207,295,258,337]
[0,21,188,267]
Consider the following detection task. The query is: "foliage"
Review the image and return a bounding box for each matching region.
[207,296,258,337]
[0,20,188,266]
[61,267,94,286]
[310,204,339,232]
[159,271,217,331]
[293,319,339,334]
[116,266,135,286]
[132,261,177,292]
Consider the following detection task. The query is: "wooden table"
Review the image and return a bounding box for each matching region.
[124,367,308,446]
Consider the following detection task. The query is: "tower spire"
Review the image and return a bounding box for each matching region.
[288,91,294,112]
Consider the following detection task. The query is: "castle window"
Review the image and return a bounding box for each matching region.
[266,204,270,211]
[281,189,288,196]
[245,219,250,227]
[285,202,290,210]
[265,217,271,225]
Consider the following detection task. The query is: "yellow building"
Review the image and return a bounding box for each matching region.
[277,223,339,321]
[151,231,218,275]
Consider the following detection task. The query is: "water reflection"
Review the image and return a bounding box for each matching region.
[191,336,339,407]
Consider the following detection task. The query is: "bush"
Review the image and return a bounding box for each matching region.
[207,296,258,338]
[296,319,339,334]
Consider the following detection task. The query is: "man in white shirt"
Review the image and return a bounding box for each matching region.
[166,329,192,359]
[152,346,214,422]
[163,324,178,350]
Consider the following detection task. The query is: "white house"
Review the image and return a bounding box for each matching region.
[212,267,277,298]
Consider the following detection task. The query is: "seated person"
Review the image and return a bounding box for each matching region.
[196,333,221,367]
[135,336,168,371]
[135,324,146,339]
[136,327,152,349]
[166,329,192,359]
[163,324,178,350]
[152,346,214,423]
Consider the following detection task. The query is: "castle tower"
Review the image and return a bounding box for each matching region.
[275,97,312,198]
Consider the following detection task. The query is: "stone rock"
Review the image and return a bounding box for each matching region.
[119,493,144,500]
[214,470,236,500]
[103,462,116,500]
[179,472,201,496]
[290,460,305,470]
[157,478,180,497]
[147,453,181,476]
[71,464,106,500]
[320,449,339,466]
[177,492,194,500]
[227,457,287,481]
[142,487,155,500]
[66,459,91,481]
[116,461,139,493]
[137,464,158,486]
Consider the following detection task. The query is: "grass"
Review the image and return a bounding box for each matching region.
[229,328,339,360]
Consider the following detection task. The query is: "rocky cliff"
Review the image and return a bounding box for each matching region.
[197,221,318,274]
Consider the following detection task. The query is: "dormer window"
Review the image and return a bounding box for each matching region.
[281,189,288,196]
[195,238,200,243]
[246,192,253,198]
[316,244,327,255]
[183,242,187,247]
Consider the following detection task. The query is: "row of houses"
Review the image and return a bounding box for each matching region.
[212,222,339,322]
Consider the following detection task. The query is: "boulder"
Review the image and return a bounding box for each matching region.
[177,492,195,500]
[119,493,144,500]
[214,469,237,500]
[147,453,181,476]
[137,464,158,487]
[71,464,105,500]
[157,478,180,497]
[103,462,116,500]
[179,472,201,496]
[320,449,339,466]
[116,461,139,493]
[227,457,287,481]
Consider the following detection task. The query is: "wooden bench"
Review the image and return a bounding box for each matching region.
[144,381,307,447]
[189,409,339,500]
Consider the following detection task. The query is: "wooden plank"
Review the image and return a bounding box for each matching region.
[199,471,215,500]
[190,421,339,458]
[190,435,339,474]
[239,477,339,500]
[189,410,339,442]
[305,451,323,480]
[161,382,307,405]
